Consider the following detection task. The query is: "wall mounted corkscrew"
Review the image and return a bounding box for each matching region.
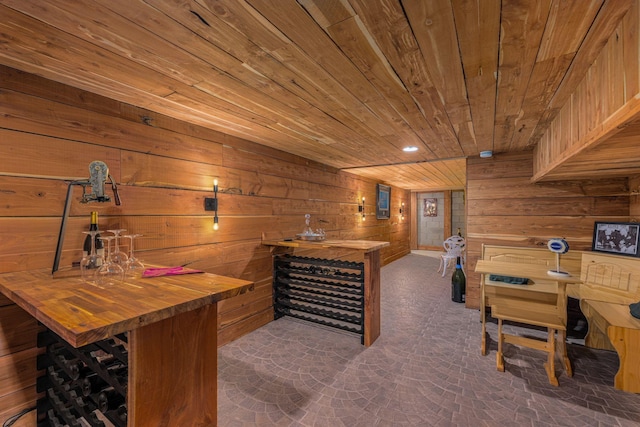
[52,161,122,275]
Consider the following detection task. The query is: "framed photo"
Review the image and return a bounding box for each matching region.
[592,221,640,257]
[376,184,391,219]
[424,198,437,217]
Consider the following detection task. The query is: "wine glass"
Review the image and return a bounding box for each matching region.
[80,231,103,283]
[123,234,145,279]
[107,229,129,266]
[95,236,125,286]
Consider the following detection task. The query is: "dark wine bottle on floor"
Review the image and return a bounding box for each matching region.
[451,257,465,303]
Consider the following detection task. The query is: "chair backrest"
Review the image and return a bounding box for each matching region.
[443,236,465,256]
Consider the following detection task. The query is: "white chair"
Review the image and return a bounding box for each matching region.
[438,236,466,277]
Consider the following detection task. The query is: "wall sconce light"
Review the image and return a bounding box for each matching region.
[399,202,405,220]
[205,179,219,230]
[358,197,365,221]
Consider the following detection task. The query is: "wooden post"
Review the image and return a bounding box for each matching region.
[363,249,381,346]
[128,304,218,426]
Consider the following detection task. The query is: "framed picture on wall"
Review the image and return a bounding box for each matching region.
[424,198,437,217]
[376,184,391,219]
[592,221,640,257]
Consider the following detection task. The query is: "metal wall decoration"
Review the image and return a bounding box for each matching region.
[424,198,437,217]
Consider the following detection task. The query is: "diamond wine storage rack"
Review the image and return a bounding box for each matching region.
[37,330,128,427]
[273,254,366,343]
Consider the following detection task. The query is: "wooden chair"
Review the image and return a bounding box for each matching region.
[492,301,572,386]
[437,236,465,277]
[477,245,579,386]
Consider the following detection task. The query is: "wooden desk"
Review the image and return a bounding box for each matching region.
[262,238,389,346]
[0,269,253,426]
[476,260,581,356]
[476,259,583,385]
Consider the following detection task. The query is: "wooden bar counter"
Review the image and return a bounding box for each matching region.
[262,238,389,347]
[0,269,253,426]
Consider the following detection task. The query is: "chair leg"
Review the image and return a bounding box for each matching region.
[441,258,450,277]
[543,328,559,386]
[496,319,505,372]
[437,256,444,273]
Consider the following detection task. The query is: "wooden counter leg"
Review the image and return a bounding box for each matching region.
[608,326,640,393]
[480,284,487,356]
[363,250,381,347]
[128,304,218,426]
[580,300,615,351]
[558,329,572,377]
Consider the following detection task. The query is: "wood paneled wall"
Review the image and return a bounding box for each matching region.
[533,1,640,181]
[631,176,640,219]
[465,151,631,309]
[0,65,410,422]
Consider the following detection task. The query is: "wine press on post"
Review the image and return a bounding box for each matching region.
[52,161,122,274]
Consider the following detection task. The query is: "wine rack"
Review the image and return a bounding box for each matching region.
[36,330,128,427]
[273,254,365,343]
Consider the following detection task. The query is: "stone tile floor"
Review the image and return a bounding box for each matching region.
[218,254,640,426]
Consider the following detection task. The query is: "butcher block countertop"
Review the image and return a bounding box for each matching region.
[0,268,254,348]
[262,238,390,252]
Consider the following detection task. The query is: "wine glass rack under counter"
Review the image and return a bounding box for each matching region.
[0,268,254,427]
[262,238,390,347]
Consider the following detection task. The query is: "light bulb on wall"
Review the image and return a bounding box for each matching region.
[358,196,365,221]
[400,202,405,220]
[205,178,219,231]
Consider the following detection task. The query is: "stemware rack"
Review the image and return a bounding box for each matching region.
[273,254,365,343]
[36,329,128,427]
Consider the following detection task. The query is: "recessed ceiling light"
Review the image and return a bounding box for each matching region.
[403,146,418,152]
[479,150,493,158]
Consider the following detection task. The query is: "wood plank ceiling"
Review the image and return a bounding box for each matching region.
[0,0,629,191]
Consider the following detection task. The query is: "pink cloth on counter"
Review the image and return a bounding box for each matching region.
[142,266,204,278]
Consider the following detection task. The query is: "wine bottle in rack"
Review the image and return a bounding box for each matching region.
[83,211,104,262]
[97,387,126,413]
[81,372,109,397]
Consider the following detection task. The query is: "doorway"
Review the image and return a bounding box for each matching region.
[413,190,465,250]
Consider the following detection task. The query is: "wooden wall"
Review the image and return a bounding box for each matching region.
[465,151,631,309]
[0,65,410,423]
[631,175,640,219]
[533,1,640,181]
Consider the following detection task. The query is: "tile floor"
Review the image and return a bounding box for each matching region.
[218,254,640,426]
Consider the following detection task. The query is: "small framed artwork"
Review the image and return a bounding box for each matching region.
[376,184,391,219]
[592,221,640,257]
[424,198,437,217]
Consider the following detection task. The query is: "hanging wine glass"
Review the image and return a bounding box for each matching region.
[123,234,145,279]
[80,230,103,283]
[107,229,129,267]
[95,236,125,286]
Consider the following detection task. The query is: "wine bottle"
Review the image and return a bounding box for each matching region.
[81,373,109,397]
[83,211,104,260]
[451,256,466,303]
[97,387,126,413]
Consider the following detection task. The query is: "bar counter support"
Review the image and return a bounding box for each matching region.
[129,303,217,425]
